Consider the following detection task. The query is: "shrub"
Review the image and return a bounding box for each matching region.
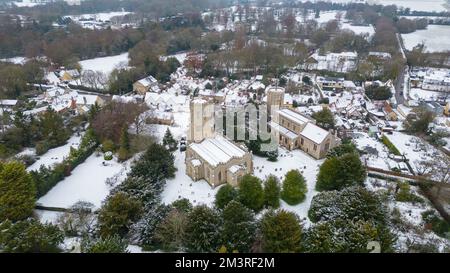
[316,153,366,191]
[264,175,281,209]
[35,141,50,155]
[104,151,113,161]
[381,135,401,155]
[281,170,307,205]
[102,139,115,152]
[395,182,424,203]
[238,175,265,212]
[0,161,36,222]
[260,210,302,253]
[215,184,238,210]
[0,219,64,253]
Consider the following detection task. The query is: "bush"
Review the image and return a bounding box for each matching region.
[215,184,238,210]
[35,141,50,155]
[183,205,222,252]
[0,161,36,222]
[316,152,366,191]
[98,192,143,238]
[0,219,64,253]
[395,182,424,203]
[104,151,113,161]
[238,175,265,212]
[81,235,128,253]
[281,170,307,205]
[260,210,302,253]
[264,175,281,209]
[422,210,450,238]
[365,84,392,100]
[381,135,401,155]
[102,139,115,152]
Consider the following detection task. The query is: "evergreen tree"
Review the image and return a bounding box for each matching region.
[0,219,64,253]
[118,126,130,161]
[171,198,193,213]
[130,143,176,182]
[154,208,188,251]
[162,128,177,151]
[97,192,143,238]
[264,175,280,209]
[281,170,307,205]
[221,201,256,253]
[312,107,335,129]
[0,161,36,222]
[184,205,222,252]
[238,174,265,212]
[316,153,366,191]
[81,235,128,253]
[215,184,238,209]
[260,210,302,253]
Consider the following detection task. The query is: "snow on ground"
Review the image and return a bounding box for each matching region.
[0,56,28,65]
[27,134,83,171]
[79,52,129,77]
[64,11,132,22]
[161,52,188,64]
[162,150,219,207]
[402,25,450,52]
[353,131,398,170]
[37,154,131,209]
[385,131,441,173]
[253,148,322,225]
[409,88,449,102]
[365,177,450,252]
[342,23,375,36]
[369,0,449,12]
[35,209,64,225]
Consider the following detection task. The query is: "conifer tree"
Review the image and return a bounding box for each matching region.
[0,161,36,222]
[264,175,280,208]
[281,170,307,205]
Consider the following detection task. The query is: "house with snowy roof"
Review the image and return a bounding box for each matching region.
[133,75,159,95]
[269,108,339,159]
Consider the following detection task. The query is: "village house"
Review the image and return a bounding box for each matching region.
[269,108,339,159]
[383,102,398,121]
[316,76,345,91]
[303,51,357,73]
[133,75,159,95]
[59,69,80,82]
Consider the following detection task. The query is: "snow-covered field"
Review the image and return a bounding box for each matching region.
[353,131,398,170]
[409,87,449,101]
[0,56,28,65]
[298,0,449,12]
[402,25,450,52]
[28,134,83,171]
[37,154,130,209]
[385,131,441,173]
[64,11,132,22]
[342,23,375,36]
[79,52,129,77]
[253,149,322,224]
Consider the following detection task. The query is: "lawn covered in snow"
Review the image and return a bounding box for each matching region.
[37,154,131,209]
[79,52,129,77]
[28,134,83,171]
[64,11,133,22]
[402,25,450,52]
[384,131,442,173]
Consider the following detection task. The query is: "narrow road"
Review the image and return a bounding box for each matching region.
[394,33,407,105]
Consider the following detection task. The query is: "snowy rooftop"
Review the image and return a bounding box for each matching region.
[300,123,329,144]
[189,135,247,167]
[138,75,157,87]
[277,108,310,125]
[270,121,298,139]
